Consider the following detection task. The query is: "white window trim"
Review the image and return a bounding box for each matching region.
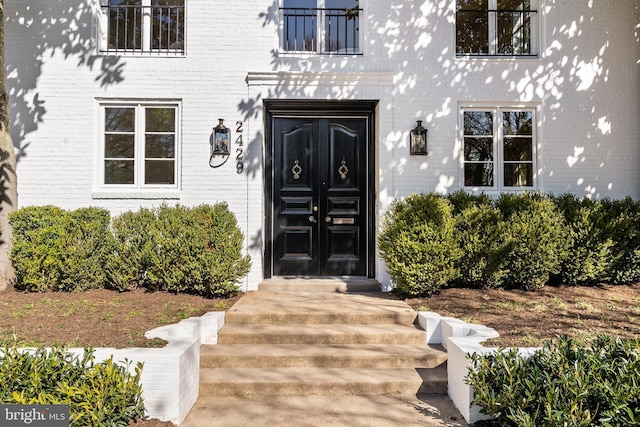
[277,0,365,57]
[95,0,186,57]
[454,0,540,59]
[94,100,182,195]
[458,102,540,193]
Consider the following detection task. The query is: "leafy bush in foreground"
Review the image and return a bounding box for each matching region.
[0,340,145,427]
[466,335,640,427]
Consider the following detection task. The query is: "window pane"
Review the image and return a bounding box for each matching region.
[146,134,176,158]
[465,163,494,187]
[504,137,532,161]
[456,0,488,54]
[105,160,135,184]
[464,137,493,161]
[108,0,142,50]
[325,0,359,53]
[105,108,135,132]
[145,160,175,184]
[152,0,185,50]
[146,108,175,132]
[464,111,493,135]
[503,111,532,135]
[105,134,135,158]
[504,163,533,187]
[496,1,531,55]
[283,0,316,51]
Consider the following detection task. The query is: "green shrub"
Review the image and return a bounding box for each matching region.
[379,193,460,296]
[152,203,251,297]
[0,340,145,427]
[447,189,492,215]
[105,208,159,292]
[454,204,511,288]
[467,335,640,427]
[553,194,613,285]
[10,206,111,292]
[495,193,569,290]
[107,203,251,297]
[599,197,640,284]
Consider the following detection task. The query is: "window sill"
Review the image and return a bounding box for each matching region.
[92,191,181,200]
[276,51,364,59]
[98,50,186,58]
[455,54,540,61]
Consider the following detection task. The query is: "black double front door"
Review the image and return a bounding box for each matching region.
[268,113,372,277]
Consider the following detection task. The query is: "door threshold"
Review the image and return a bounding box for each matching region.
[259,277,381,293]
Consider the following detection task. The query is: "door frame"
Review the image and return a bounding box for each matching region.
[263,100,378,279]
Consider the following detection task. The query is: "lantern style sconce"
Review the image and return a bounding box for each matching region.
[410,120,428,155]
[210,118,230,168]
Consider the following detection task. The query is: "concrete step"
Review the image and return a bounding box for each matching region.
[199,365,447,397]
[225,291,417,325]
[259,277,381,293]
[217,323,426,345]
[181,393,469,427]
[200,343,447,369]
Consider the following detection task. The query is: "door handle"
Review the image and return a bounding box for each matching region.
[309,216,317,223]
[325,216,332,223]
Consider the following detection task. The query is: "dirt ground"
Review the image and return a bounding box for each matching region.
[1,283,639,426]
[405,282,640,347]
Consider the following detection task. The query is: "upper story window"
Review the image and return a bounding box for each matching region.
[280,0,362,55]
[100,102,179,189]
[456,0,538,57]
[101,0,185,55]
[461,106,536,191]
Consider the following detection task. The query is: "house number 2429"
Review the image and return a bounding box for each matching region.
[235,121,244,174]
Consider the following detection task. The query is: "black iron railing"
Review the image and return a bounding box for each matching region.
[456,8,537,56]
[101,4,185,54]
[281,7,362,55]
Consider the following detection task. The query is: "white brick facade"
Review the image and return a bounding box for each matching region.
[6,1,640,290]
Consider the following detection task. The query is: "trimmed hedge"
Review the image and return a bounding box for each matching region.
[379,193,461,296]
[10,203,250,297]
[0,340,145,427]
[10,206,112,292]
[379,191,640,296]
[466,335,640,426]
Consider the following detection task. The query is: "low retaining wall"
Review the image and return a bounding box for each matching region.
[67,311,225,425]
[417,312,538,424]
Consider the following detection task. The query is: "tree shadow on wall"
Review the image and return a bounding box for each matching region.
[5,0,126,161]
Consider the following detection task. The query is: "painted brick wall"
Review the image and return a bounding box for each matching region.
[5,0,640,290]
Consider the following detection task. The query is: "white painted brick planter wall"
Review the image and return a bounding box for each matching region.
[64,312,225,425]
[418,312,539,425]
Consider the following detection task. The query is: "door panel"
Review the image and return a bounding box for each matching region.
[272,116,368,276]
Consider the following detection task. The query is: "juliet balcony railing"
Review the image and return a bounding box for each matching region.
[456,8,538,56]
[101,4,185,54]
[280,7,362,55]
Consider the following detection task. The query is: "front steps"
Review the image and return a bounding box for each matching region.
[198,288,448,399]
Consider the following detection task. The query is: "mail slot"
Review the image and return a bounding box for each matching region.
[332,218,355,225]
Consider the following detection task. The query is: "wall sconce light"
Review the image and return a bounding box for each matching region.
[410,120,428,155]
[210,118,230,168]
